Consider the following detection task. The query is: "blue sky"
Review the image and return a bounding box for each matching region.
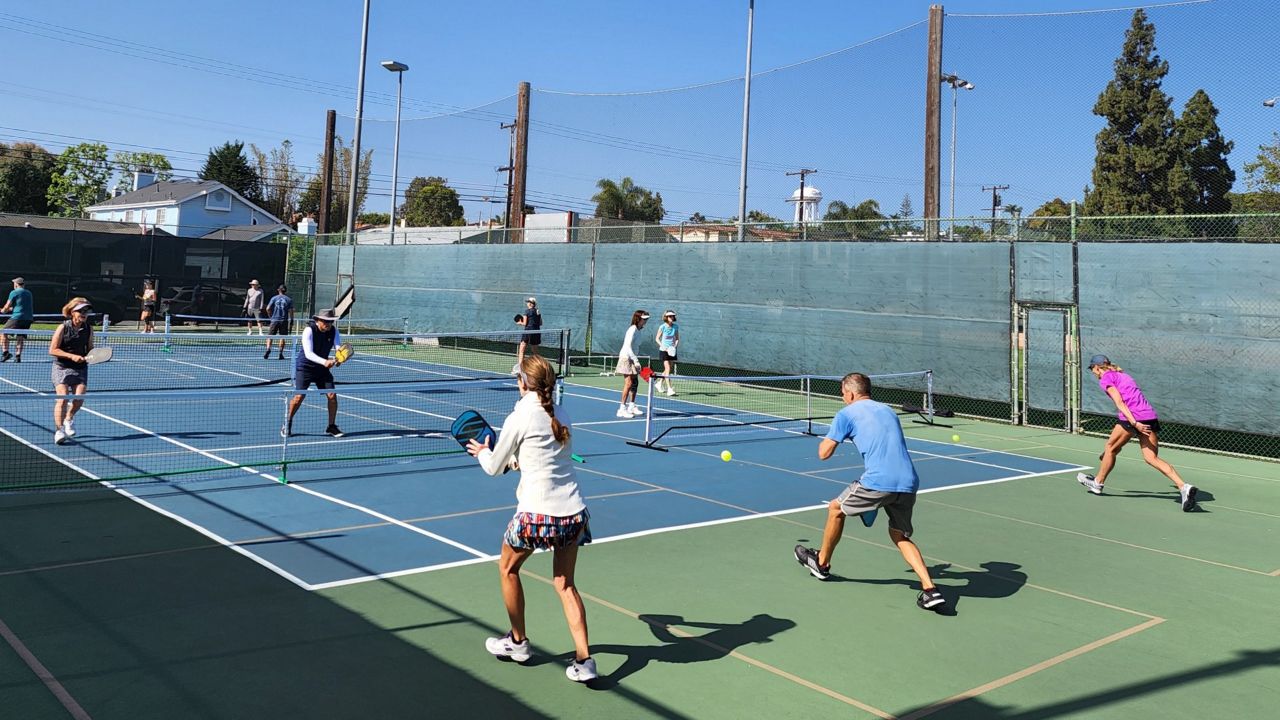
[1,0,1276,224]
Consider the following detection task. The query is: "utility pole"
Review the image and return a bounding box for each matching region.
[736,0,755,242]
[983,184,1008,239]
[923,5,944,240]
[344,0,371,237]
[510,81,531,243]
[499,121,516,233]
[785,168,816,241]
[319,109,336,234]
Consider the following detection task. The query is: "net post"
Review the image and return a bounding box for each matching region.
[925,370,935,422]
[163,313,172,352]
[401,317,409,348]
[278,390,291,483]
[101,313,110,338]
[561,328,571,378]
[643,371,654,445]
[805,375,812,435]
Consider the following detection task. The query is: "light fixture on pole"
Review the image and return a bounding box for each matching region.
[1264,96,1279,107]
[941,73,974,234]
[381,60,409,245]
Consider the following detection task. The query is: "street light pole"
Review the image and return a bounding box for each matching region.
[345,0,371,238]
[941,74,974,235]
[381,60,409,245]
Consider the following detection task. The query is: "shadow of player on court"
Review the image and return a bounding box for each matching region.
[832,561,1028,614]
[567,613,796,690]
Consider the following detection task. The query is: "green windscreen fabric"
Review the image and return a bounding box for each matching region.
[1079,243,1279,433]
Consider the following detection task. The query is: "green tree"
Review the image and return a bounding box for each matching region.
[688,212,709,224]
[1171,89,1234,217]
[1234,132,1280,239]
[46,142,110,217]
[358,212,390,226]
[823,199,888,238]
[591,177,664,222]
[0,141,56,214]
[250,140,302,221]
[295,135,373,232]
[1024,197,1073,238]
[199,141,262,202]
[1083,9,1181,216]
[112,151,173,194]
[403,176,465,227]
[745,209,782,223]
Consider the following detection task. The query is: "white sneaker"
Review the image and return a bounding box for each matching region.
[1180,484,1198,512]
[62,418,76,438]
[511,362,521,376]
[566,657,598,683]
[616,406,632,419]
[665,386,676,397]
[484,632,531,663]
[1076,472,1103,495]
[54,429,68,445]
[627,403,642,417]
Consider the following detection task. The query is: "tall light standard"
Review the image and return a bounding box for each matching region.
[381,60,409,244]
[941,73,974,232]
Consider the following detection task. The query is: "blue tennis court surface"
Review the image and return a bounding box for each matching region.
[1,357,1086,591]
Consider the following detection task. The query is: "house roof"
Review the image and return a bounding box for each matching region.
[663,224,798,241]
[0,213,173,235]
[199,224,291,242]
[87,180,222,209]
[86,180,283,224]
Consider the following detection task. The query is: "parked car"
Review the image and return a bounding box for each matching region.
[68,280,137,323]
[161,285,248,322]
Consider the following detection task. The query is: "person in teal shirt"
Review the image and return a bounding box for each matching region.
[1,277,34,362]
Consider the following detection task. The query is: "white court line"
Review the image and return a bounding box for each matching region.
[0,375,488,588]
[0,616,93,720]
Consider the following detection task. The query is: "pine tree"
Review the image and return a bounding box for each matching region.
[199,141,263,203]
[1172,89,1234,214]
[1084,9,1180,216]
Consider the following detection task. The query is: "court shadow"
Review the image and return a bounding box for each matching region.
[93,431,240,442]
[551,612,796,690]
[831,561,1028,613]
[325,428,430,439]
[1117,488,1216,504]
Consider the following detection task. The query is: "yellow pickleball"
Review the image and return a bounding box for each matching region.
[720,450,732,462]
[951,434,961,443]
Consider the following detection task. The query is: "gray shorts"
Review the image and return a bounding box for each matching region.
[835,482,916,537]
[52,364,88,389]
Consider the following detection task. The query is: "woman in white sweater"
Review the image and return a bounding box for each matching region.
[467,355,597,683]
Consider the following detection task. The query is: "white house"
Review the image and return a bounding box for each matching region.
[86,172,287,239]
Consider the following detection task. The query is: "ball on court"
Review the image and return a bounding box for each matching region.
[951,434,961,443]
[720,450,732,462]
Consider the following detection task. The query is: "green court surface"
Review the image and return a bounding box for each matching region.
[2,406,1277,718]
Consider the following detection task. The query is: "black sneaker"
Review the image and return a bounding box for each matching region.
[793,545,830,580]
[278,353,285,360]
[326,425,344,438]
[13,355,19,363]
[0,351,10,362]
[263,350,271,359]
[917,587,947,611]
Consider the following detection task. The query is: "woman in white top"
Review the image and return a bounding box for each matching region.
[468,355,597,683]
[653,309,679,396]
[615,310,649,418]
[243,279,265,335]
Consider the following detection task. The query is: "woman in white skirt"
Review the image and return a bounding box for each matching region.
[616,310,648,418]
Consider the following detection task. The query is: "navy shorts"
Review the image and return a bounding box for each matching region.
[267,320,289,336]
[1119,418,1161,434]
[3,317,32,332]
[294,366,335,391]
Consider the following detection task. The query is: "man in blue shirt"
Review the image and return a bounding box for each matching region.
[262,284,294,360]
[794,372,948,612]
[1,277,35,362]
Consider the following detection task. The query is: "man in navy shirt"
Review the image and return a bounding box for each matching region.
[282,308,343,438]
[262,284,294,360]
[794,372,948,612]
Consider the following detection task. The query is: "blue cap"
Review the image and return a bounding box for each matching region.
[1088,354,1110,367]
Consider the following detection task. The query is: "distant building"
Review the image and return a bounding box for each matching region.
[86,172,285,239]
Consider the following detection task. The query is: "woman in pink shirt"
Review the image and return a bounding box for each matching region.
[1077,355,1197,511]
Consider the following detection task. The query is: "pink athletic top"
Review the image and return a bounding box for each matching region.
[1098,370,1157,422]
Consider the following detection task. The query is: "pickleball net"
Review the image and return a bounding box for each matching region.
[630,370,935,449]
[0,327,569,393]
[0,377,542,491]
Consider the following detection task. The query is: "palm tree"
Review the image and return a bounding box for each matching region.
[593,177,638,219]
